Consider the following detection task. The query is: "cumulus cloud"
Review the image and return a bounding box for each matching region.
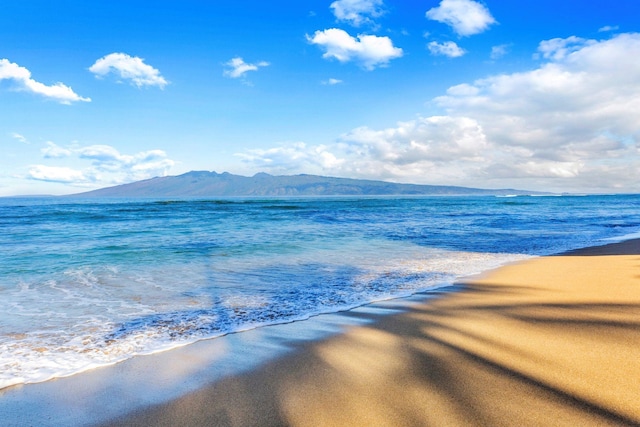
[436,33,640,141]
[0,59,90,104]
[238,117,488,182]
[330,0,384,27]
[240,33,640,193]
[237,142,344,174]
[428,41,466,57]
[341,115,489,165]
[28,165,94,184]
[28,143,175,186]
[77,145,175,178]
[426,0,496,37]
[42,141,72,158]
[89,53,168,88]
[307,28,403,70]
[430,32,640,189]
[536,36,595,60]
[223,57,270,79]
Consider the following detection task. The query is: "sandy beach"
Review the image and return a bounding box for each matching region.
[101,239,640,426]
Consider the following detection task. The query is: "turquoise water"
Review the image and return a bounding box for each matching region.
[1,194,639,388]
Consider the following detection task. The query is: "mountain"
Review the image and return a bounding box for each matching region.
[71,171,541,197]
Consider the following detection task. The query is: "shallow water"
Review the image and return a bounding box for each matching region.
[1,194,639,388]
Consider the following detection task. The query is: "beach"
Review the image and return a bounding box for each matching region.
[97,238,640,426]
[4,0,640,424]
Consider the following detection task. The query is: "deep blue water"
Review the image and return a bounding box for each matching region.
[1,194,639,388]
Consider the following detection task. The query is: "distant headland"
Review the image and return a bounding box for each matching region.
[69,171,546,197]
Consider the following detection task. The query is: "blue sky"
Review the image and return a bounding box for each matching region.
[1,0,639,195]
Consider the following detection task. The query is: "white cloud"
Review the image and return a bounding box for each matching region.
[0,59,90,104]
[323,78,344,85]
[445,83,480,96]
[42,141,72,158]
[536,36,595,60]
[490,44,510,60]
[77,145,174,177]
[89,53,168,88]
[28,143,175,186]
[77,144,123,163]
[11,133,29,144]
[426,0,496,37]
[28,165,94,184]
[223,57,270,79]
[330,0,384,27]
[307,28,403,70]
[342,115,489,163]
[599,25,619,33]
[237,142,344,174]
[240,33,640,193]
[428,41,466,57]
[238,117,488,182]
[432,33,640,189]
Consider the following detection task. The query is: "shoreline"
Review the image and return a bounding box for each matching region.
[103,238,640,426]
[0,286,440,426]
[2,239,640,426]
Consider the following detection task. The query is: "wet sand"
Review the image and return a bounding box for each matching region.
[103,239,640,426]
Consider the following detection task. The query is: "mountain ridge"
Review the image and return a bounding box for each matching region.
[70,171,545,197]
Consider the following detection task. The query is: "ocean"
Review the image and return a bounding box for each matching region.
[1,194,639,390]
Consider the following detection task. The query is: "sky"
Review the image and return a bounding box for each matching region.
[1,0,640,196]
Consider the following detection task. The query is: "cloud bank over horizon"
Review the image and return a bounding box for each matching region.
[239,32,640,192]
